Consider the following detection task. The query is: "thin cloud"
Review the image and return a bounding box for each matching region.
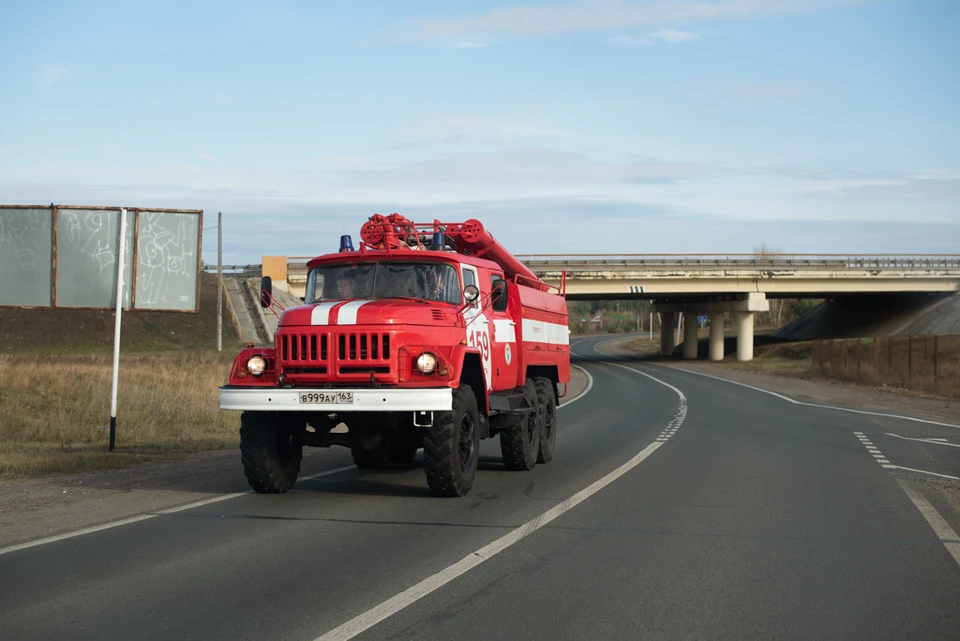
[607,35,651,46]
[454,40,488,48]
[401,0,874,41]
[650,29,699,43]
[37,65,69,88]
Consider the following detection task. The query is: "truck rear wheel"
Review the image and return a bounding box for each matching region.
[500,379,541,471]
[423,385,479,497]
[535,378,557,464]
[239,412,303,494]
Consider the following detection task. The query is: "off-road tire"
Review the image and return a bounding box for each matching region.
[423,385,479,497]
[535,378,557,464]
[499,379,541,471]
[239,412,303,494]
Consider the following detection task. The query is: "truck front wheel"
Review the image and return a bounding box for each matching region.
[423,385,479,497]
[535,378,557,464]
[239,412,303,493]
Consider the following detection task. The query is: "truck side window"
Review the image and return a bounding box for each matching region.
[462,267,478,306]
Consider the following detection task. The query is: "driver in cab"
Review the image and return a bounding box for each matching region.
[335,274,356,299]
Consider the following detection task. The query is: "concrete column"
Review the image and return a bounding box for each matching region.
[683,311,699,359]
[660,312,676,356]
[709,312,725,361]
[736,311,754,362]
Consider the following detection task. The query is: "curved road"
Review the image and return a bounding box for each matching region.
[2,336,959,640]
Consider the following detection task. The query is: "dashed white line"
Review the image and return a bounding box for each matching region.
[854,432,895,469]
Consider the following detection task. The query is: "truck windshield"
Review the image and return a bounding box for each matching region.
[306,261,462,305]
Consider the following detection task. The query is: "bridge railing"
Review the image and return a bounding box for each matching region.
[236,254,960,280]
[515,254,960,271]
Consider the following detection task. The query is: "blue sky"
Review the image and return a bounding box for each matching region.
[1,0,958,263]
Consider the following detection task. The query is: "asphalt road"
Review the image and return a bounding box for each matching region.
[2,336,960,640]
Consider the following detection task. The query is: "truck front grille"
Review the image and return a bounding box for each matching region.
[338,333,390,362]
[281,333,328,363]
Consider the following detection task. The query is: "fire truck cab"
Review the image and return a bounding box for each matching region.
[220,214,570,497]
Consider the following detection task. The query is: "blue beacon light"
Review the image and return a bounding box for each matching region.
[339,235,354,252]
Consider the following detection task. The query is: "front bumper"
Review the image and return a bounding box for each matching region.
[219,386,453,412]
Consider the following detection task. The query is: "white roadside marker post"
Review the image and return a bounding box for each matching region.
[109,208,128,452]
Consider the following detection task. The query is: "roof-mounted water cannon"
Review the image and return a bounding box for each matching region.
[355,213,553,292]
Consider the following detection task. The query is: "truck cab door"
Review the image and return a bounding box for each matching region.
[461,265,492,391]
[488,272,519,391]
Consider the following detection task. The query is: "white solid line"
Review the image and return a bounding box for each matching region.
[886,433,960,448]
[313,443,665,641]
[313,338,688,641]
[1,355,598,559]
[897,481,960,567]
[893,466,960,481]
[0,464,356,557]
[559,364,593,409]
[653,362,960,429]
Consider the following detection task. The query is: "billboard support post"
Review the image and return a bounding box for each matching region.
[109,209,128,452]
[217,212,223,352]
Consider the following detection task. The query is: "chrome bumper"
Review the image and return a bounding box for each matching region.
[219,386,453,412]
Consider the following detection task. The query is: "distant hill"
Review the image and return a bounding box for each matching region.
[0,273,245,354]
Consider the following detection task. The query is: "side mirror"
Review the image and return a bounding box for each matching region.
[491,279,508,312]
[260,276,272,308]
[463,284,480,304]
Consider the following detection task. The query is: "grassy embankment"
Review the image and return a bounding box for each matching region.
[0,273,244,479]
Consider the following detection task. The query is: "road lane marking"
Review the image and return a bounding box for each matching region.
[588,342,688,443]
[886,433,960,448]
[651,361,960,430]
[0,358,599,558]
[313,339,688,641]
[559,364,593,409]
[0,465,357,557]
[892,466,960,481]
[897,481,960,568]
[313,442,666,641]
[854,433,895,468]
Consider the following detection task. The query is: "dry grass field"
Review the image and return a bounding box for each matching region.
[0,352,239,479]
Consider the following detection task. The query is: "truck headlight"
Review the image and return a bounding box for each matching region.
[416,352,438,374]
[246,355,266,376]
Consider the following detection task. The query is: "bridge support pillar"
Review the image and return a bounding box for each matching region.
[736,312,754,361]
[709,312,725,361]
[683,312,699,359]
[660,312,676,356]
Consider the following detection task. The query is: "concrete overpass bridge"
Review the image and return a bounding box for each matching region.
[258,254,960,363]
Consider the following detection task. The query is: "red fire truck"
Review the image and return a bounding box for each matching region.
[220,214,570,497]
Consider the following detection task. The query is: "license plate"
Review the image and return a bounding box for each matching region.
[299,391,354,405]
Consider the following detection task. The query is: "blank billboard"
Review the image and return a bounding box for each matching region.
[0,205,202,311]
[0,208,53,307]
